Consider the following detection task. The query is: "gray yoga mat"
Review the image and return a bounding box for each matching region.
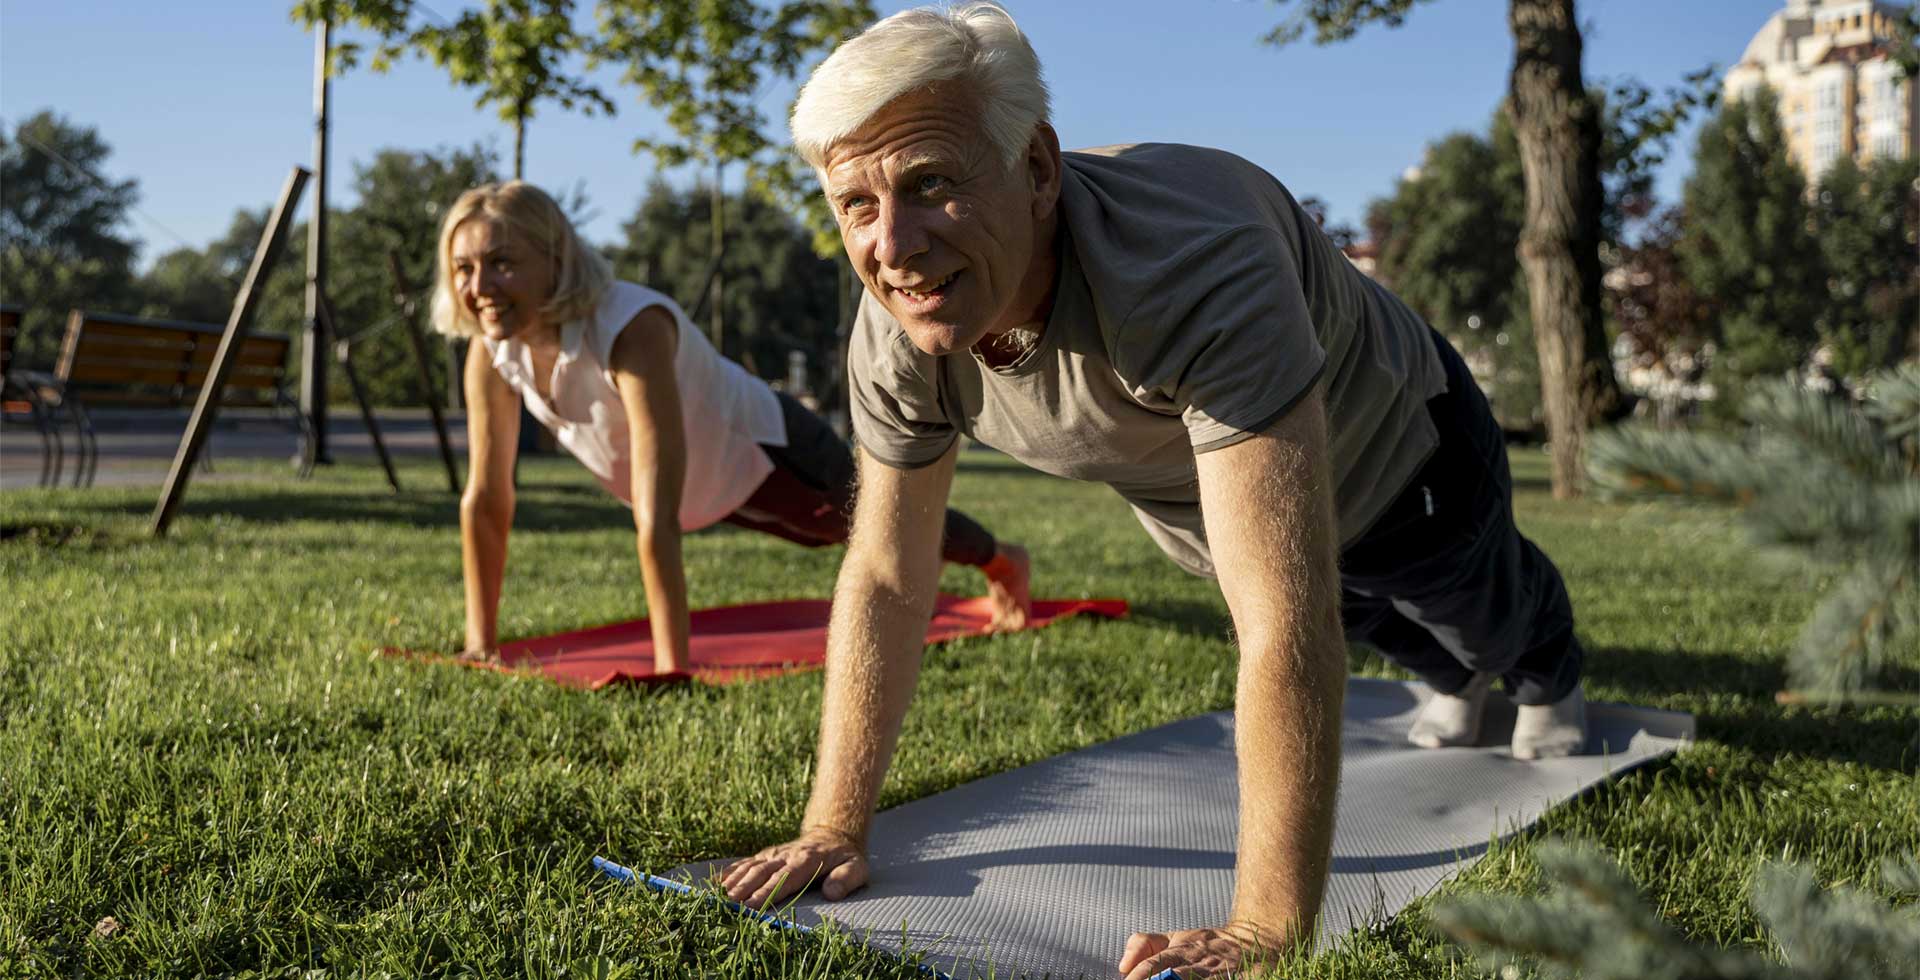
[651,677,1693,979]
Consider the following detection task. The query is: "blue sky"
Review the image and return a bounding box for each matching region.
[1,0,1793,267]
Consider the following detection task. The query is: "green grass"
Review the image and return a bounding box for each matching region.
[1,448,1914,978]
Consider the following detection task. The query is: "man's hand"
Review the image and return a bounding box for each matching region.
[1119,924,1275,979]
[719,827,868,907]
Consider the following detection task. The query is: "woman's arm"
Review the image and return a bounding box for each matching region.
[607,306,691,674]
[460,337,521,657]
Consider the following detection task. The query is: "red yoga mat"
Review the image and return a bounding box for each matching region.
[420,595,1128,689]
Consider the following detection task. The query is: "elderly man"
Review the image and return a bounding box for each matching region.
[721,3,1588,976]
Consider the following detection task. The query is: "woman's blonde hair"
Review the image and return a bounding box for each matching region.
[429,181,613,338]
[789,2,1049,172]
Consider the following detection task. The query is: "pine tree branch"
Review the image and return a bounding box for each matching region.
[1789,558,1913,704]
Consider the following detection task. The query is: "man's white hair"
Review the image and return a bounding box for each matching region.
[790,2,1050,171]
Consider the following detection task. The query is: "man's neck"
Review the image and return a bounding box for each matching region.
[973,216,1062,369]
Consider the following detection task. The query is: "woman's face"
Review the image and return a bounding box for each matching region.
[450,218,555,342]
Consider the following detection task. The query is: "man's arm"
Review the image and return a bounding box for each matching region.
[608,307,691,675]
[720,442,958,906]
[1119,388,1346,980]
[460,337,521,656]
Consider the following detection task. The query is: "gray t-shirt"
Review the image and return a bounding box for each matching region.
[850,142,1447,577]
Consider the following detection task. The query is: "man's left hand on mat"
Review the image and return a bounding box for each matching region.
[719,827,868,907]
[1119,925,1273,979]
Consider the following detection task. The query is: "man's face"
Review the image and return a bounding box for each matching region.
[824,86,1056,356]
[451,218,555,343]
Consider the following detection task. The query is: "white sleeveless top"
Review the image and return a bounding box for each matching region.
[484,281,787,531]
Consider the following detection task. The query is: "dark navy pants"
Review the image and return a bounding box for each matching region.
[1338,330,1584,706]
[724,391,1000,568]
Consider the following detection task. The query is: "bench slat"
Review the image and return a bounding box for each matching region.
[74,337,286,368]
[67,363,283,390]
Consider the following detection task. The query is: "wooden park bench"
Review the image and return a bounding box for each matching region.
[41,310,314,487]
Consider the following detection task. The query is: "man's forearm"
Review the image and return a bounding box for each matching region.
[1229,631,1344,945]
[1194,389,1346,953]
[802,550,942,843]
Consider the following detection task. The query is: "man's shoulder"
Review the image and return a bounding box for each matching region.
[1058,143,1306,332]
[1063,142,1294,208]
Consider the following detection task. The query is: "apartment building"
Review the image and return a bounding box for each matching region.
[1724,1,1915,179]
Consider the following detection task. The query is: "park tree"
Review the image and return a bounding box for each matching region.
[1364,115,1540,432]
[1606,204,1716,421]
[592,0,874,353]
[325,143,503,404]
[607,179,839,383]
[290,0,614,179]
[1813,154,1920,378]
[1678,86,1825,393]
[135,248,235,326]
[136,145,502,407]
[1264,0,1626,499]
[0,110,139,371]
[1363,77,1712,435]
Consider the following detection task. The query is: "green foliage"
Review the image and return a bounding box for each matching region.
[1436,841,1920,980]
[590,0,873,273]
[1598,67,1722,237]
[1679,87,1826,392]
[606,180,840,379]
[291,0,614,178]
[1259,0,1433,47]
[591,0,873,172]
[1590,364,1920,708]
[1813,155,1920,376]
[129,145,502,407]
[0,110,140,371]
[1365,111,1537,430]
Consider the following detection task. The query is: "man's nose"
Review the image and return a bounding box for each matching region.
[871,200,929,269]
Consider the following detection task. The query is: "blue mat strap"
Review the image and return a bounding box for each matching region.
[592,855,952,979]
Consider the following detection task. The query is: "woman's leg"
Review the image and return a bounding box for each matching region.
[731,392,998,565]
[726,392,1029,625]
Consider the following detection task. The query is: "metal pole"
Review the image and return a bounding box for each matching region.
[153,168,311,536]
[386,250,462,493]
[301,20,334,465]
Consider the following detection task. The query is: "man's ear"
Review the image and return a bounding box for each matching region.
[1027,123,1063,219]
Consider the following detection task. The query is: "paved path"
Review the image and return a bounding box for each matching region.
[1,410,468,490]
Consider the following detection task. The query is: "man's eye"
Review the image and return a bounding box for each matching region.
[916,174,949,194]
[841,196,870,213]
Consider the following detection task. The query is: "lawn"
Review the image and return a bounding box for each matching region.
[1,448,1914,978]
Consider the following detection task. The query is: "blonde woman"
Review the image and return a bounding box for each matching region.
[434,181,1030,673]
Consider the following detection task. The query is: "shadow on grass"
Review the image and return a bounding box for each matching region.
[102,490,627,534]
[1129,598,1231,636]
[0,521,101,547]
[1595,645,1918,772]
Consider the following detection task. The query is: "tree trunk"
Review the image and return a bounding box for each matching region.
[1508,0,1622,499]
[513,111,526,180]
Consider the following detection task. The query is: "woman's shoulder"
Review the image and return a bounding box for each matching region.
[593,280,683,325]
[584,281,688,361]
